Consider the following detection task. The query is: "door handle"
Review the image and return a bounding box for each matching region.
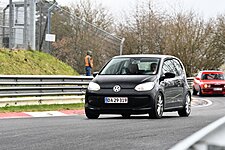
[176,80,182,86]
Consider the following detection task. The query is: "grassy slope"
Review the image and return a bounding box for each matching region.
[0,49,82,112]
[0,49,79,75]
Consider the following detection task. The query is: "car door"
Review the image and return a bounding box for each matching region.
[171,59,185,105]
[161,59,178,108]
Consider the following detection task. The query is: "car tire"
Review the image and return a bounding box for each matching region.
[149,92,164,119]
[121,113,131,119]
[85,108,100,119]
[178,93,191,117]
[192,86,198,95]
[199,87,203,96]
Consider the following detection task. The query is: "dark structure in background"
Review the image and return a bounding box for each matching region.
[0,0,55,51]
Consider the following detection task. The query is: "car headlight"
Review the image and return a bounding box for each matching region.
[88,82,100,91]
[203,84,211,88]
[135,82,155,91]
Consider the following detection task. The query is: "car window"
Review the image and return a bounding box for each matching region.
[162,59,176,75]
[101,58,129,75]
[162,59,184,77]
[201,73,225,80]
[172,59,184,76]
[100,57,161,75]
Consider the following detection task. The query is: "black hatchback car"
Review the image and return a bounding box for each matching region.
[85,54,191,119]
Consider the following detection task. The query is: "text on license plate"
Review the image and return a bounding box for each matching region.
[213,88,222,91]
[104,97,128,103]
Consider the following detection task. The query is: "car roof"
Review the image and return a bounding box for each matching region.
[113,54,176,59]
[199,70,224,74]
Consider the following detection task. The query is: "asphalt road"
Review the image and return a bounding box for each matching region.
[0,95,225,150]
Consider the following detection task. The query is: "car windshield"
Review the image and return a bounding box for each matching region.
[201,73,225,80]
[100,57,161,75]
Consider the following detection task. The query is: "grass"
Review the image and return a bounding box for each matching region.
[0,49,79,75]
[0,103,84,113]
[0,48,82,113]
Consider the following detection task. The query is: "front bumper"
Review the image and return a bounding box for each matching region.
[85,91,155,114]
[201,88,225,95]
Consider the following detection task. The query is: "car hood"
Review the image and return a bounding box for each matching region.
[92,75,157,88]
[200,80,225,84]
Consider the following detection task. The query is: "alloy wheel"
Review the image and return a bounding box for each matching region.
[185,94,191,114]
[156,94,163,117]
[178,93,191,117]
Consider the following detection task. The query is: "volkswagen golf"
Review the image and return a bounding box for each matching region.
[85,54,191,119]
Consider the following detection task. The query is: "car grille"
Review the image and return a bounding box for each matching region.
[211,84,224,88]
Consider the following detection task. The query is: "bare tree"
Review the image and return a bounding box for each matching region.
[51,0,225,76]
[116,1,225,76]
[210,15,225,70]
[117,1,166,55]
[162,12,214,76]
[51,0,118,74]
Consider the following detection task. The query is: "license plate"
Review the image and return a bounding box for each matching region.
[213,88,222,91]
[104,97,128,103]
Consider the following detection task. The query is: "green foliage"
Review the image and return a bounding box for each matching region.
[0,103,84,113]
[0,49,79,75]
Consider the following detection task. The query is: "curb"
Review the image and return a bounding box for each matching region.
[0,109,84,119]
[0,98,211,119]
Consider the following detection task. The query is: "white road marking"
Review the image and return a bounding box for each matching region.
[192,97,213,108]
[24,111,66,117]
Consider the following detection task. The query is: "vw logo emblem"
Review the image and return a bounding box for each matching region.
[113,85,121,92]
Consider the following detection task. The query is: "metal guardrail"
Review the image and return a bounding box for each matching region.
[170,77,225,150]
[187,77,194,89]
[0,75,194,107]
[170,115,225,150]
[0,75,93,107]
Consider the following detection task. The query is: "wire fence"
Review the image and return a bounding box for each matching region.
[0,1,124,74]
[0,5,9,48]
[49,4,124,72]
[0,1,35,50]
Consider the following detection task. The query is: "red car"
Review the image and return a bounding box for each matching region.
[193,70,225,96]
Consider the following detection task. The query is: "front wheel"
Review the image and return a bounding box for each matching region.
[178,93,191,117]
[198,87,203,96]
[192,86,197,95]
[85,108,100,119]
[149,92,164,119]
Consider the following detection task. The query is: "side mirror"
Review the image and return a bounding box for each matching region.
[93,72,99,77]
[160,72,176,81]
[164,72,176,78]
